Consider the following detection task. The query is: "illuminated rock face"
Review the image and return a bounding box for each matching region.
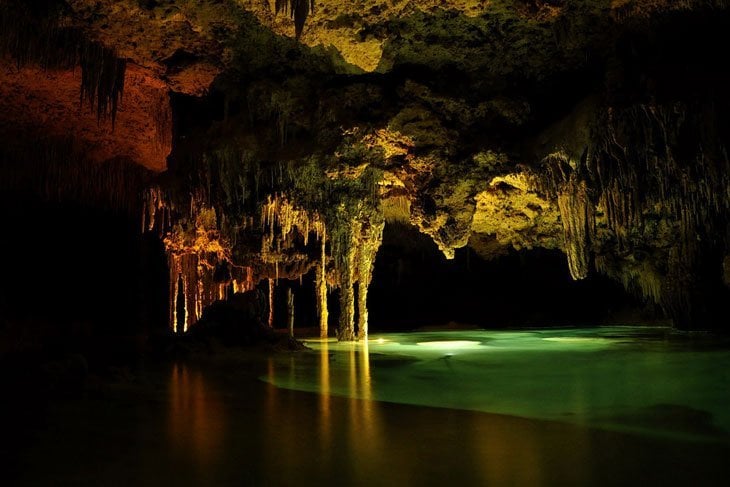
[2,0,729,332]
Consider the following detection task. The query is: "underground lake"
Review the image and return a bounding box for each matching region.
[5,327,730,486]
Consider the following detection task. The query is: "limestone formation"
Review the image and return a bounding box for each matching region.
[1,0,729,332]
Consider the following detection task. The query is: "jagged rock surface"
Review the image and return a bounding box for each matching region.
[2,0,729,331]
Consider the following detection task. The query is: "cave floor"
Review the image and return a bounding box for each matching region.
[4,327,730,486]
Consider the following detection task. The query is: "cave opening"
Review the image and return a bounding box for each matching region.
[255,219,659,337]
[367,222,658,332]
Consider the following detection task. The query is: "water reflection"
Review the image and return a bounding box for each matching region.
[318,339,331,454]
[346,340,384,478]
[12,349,730,486]
[263,340,386,483]
[261,333,730,485]
[263,341,597,485]
[467,411,596,486]
[165,352,602,485]
[168,363,225,468]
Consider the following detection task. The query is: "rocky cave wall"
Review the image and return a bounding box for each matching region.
[1,0,729,338]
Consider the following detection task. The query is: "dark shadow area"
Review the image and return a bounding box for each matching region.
[0,195,169,375]
[369,222,659,331]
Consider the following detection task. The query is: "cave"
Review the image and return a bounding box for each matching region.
[1,1,730,485]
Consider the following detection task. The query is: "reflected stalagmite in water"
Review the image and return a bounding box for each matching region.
[264,338,385,478]
[347,340,383,475]
[318,339,331,453]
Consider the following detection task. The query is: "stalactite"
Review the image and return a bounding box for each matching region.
[167,253,206,333]
[274,0,315,39]
[260,192,325,282]
[591,104,730,258]
[594,255,662,304]
[382,195,411,223]
[532,154,594,280]
[159,186,330,332]
[523,101,730,327]
[0,137,149,214]
[557,178,593,280]
[0,0,77,70]
[157,153,381,337]
[165,250,230,333]
[161,197,239,331]
[153,90,173,153]
[1,1,126,124]
[78,40,126,127]
[143,186,167,233]
[261,193,325,246]
[165,250,227,330]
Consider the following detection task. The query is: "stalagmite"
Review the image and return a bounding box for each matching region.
[287,287,295,338]
[337,221,358,342]
[357,218,385,340]
[182,253,200,332]
[175,274,185,335]
[356,273,369,340]
[170,259,180,334]
[316,228,329,338]
[164,252,212,334]
[268,278,275,327]
[168,253,195,333]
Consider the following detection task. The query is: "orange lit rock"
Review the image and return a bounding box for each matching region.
[0,60,171,171]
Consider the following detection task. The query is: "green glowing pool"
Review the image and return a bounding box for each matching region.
[263,326,730,441]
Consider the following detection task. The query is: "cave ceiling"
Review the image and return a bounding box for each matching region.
[1,0,729,331]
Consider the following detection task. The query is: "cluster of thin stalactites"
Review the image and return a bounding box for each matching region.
[150,189,384,340]
[0,0,126,125]
[274,0,315,39]
[529,103,729,323]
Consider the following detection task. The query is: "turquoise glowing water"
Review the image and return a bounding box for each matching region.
[263,327,730,441]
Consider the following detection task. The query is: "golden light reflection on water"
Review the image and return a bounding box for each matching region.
[262,340,387,482]
[318,340,331,455]
[261,340,608,485]
[472,415,546,486]
[318,340,383,460]
[165,342,616,485]
[168,364,225,468]
[347,340,383,477]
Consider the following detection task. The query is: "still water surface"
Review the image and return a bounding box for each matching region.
[269,327,730,441]
[6,327,730,486]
